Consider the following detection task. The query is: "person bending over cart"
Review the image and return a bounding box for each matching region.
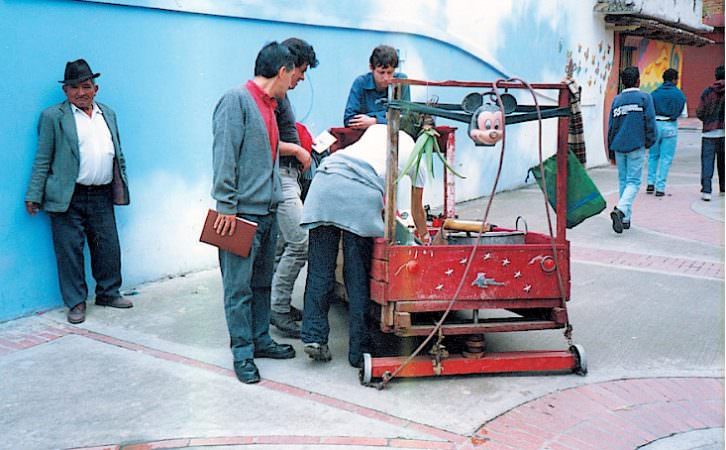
[300,124,428,367]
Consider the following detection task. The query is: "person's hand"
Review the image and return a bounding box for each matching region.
[349,114,376,130]
[25,201,40,216]
[214,213,237,236]
[296,146,312,172]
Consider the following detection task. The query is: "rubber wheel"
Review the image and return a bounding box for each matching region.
[359,353,373,385]
[570,344,587,376]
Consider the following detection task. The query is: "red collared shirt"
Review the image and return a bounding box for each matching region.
[245,79,279,160]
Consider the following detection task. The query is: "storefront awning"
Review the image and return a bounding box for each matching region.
[594,0,715,47]
[603,15,715,46]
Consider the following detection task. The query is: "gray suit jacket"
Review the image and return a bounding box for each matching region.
[25,100,130,212]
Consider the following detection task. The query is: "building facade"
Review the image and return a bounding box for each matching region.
[0,0,719,320]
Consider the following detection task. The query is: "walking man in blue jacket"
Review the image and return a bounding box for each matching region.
[646,68,686,197]
[607,66,657,233]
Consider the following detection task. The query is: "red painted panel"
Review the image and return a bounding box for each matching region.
[370,258,388,283]
[369,351,576,378]
[382,243,570,301]
[393,299,561,312]
[370,279,387,304]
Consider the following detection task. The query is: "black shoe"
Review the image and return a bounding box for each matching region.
[622,221,631,230]
[95,295,133,308]
[67,302,86,324]
[270,311,301,338]
[349,356,363,368]
[289,305,303,322]
[254,342,296,359]
[610,208,624,234]
[304,343,332,362]
[234,359,260,384]
[655,191,665,197]
[646,184,655,194]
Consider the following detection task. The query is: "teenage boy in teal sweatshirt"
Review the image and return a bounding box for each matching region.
[607,66,656,233]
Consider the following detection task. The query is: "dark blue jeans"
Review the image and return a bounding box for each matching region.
[218,212,278,362]
[700,137,725,194]
[301,225,372,366]
[49,184,122,309]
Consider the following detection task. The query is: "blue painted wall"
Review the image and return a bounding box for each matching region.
[0,0,611,321]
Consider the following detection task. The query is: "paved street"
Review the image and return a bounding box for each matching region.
[0,122,723,450]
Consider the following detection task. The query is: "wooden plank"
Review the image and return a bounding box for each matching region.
[396,320,563,337]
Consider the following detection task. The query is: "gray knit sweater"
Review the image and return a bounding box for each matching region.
[212,85,282,215]
[301,153,385,237]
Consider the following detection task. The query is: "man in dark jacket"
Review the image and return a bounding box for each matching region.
[696,65,725,201]
[25,59,132,324]
[646,68,686,197]
[607,66,656,233]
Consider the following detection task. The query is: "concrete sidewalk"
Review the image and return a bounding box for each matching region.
[1,127,723,450]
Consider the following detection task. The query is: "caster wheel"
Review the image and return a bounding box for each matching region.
[570,344,587,376]
[359,353,373,385]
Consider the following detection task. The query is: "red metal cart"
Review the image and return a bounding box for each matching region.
[359,79,586,385]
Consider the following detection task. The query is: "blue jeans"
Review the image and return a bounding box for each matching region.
[647,121,678,192]
[218,212,277,362]
[272,166,308,314]
[301,225,372,366]
[615,148,645,223]
[49,184,122,309]
[700,137,725,194]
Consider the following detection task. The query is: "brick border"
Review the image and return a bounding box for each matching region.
[572,246,724,280]
[467,377,724,450]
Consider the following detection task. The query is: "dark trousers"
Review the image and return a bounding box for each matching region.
[700,137,725,194]
[301,225,372,366]
[49,184,122,309]
[218,212,278,362]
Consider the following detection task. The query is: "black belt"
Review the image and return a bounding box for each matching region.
[280,157,299,168]
[75,183,111,191]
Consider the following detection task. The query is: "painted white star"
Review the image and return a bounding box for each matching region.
[502,258,510,266]
[459,258,468,264]
[514,271,522,279]
[483,253,492,260]
[523,284,532,292]
[445,269,454,276]
[435,284,444,290]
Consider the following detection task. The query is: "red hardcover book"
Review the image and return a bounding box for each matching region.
[199,209,257,257]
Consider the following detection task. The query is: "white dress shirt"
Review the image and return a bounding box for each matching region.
[338,124,425,188]
[72,103,115,185]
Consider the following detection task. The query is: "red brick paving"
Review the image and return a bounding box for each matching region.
[4,323,723,450]
[474,378,724,450]
[605,185,724,247]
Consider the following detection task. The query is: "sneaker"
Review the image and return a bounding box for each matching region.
[702,193,712,201]
[655,191,665,197]
[289,305,303,322]
[270,311,301,338]
[610,207,624,234]
[622,221,631,230]
[646,184,655,194]
[304,343,332,362]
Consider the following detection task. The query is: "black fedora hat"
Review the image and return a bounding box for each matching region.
[59,59,100,85]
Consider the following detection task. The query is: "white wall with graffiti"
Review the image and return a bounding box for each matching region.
[1,0,613,320]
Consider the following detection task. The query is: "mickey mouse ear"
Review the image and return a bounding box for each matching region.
[499,93,517,114]
[461,92,483,113]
